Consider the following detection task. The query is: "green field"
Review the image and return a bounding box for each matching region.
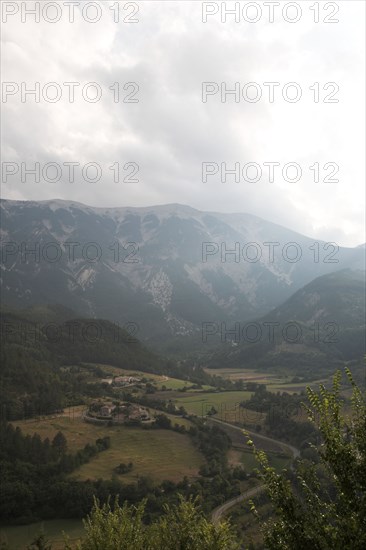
[174,391,252,418]
[228,448,258,471]
[0,519,83,550]
[269,378,332,394]
[268,453,292,472]
[15,405,193,442]
[73,426,202,483]
[229,447,290,474]
[204,367,283,385]
[204,367,332,395]
[14,413,203,483]
[15,410,95,452]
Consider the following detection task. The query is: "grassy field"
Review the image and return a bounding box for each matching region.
[14,412,203,484]
[73,426,202,483]
[173,391,252,418]
[237,406,266,426]
[15,409,95,452]
[0,519,83,550]
[228,448,258,471]
[228,447,291,474]
[15,404,193,439]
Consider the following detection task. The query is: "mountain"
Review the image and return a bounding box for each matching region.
[262,268,366,328]
[207,269,366,376]
[1,199,364,350]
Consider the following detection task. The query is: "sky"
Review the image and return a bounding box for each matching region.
[1,0,365,247]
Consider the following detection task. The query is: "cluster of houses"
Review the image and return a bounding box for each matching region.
[85,372,150,425]
[101,375,142,387]
[85,400,151,424]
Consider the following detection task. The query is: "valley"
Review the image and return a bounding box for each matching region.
[0,321,364,548]
[0,201,364,549]
[1,360,308,547]
[2,0,366,543]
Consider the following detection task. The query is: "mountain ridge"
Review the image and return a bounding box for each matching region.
[1,199,364,350]
[3,198,363,248]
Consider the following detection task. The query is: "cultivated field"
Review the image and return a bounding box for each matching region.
[204,367,332,394]
[204,367,283,385]
[173,390,252,418]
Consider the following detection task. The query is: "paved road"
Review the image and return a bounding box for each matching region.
[209,417,300,458]
[209,417,300,524]
[211,484,266,525]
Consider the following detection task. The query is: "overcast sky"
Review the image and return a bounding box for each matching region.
[1,0,365,246]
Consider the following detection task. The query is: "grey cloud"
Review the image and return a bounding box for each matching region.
[1,1,365,247]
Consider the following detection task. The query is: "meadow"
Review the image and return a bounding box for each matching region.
[73,426,202,483]
[228,448,290,473]
[14,411,203,483]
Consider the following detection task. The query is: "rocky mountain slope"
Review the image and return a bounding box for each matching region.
[1,199,364,348]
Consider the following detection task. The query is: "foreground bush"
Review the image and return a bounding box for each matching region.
[65,496,239,550]
[250,367,366,549]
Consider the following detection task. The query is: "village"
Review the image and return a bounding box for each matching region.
[84,399,151,425]
[82,373,155,425]
[100,375,142,387]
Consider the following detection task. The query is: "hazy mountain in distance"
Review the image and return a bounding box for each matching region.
[262,268,366,326]
[207,269,366,375]
[1,199,364,349]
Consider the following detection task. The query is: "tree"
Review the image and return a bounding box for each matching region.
[149,496,239,549]
[67,496,239,550]
[154,414,171,429]
[52,431,67,457]
[68,498,146,550]
[249,368,366,549]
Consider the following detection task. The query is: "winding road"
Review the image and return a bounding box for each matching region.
[208,417,300,524]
